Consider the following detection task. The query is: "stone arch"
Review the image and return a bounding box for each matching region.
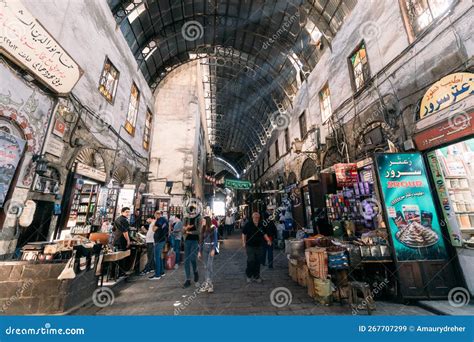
[287,172,297,185]
[354,120,398,159]
[74,148,106,173]
[113,165,132,185]
[0,107,36,152]
[300,158,318,181]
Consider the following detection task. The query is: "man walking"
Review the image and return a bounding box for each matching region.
[242,212,272,283]
[183,207,200,288]
[149,211,168,280]
[224,211,234,238]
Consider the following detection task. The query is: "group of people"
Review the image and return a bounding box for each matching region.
[111,206,219,293]
[110,205,279,292]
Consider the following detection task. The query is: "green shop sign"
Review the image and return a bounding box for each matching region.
[224,179,253,190]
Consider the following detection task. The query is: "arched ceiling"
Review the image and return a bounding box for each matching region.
[107,0,356,173]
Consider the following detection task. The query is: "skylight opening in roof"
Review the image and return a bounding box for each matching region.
[127,3,146,24]
[305,20,322,43]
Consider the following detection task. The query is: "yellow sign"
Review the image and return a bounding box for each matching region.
[0,0,82,94]
[420,72,474,119]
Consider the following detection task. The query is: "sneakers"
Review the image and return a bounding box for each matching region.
[194,271,199,282]
[148,275,162,280]
[207,284,214,293]
[183,280,191,288]
[161,273,166,277]
[255,277,263,283]
[199,282,209,293]
[246,277,252,284]
[174,264,179,270]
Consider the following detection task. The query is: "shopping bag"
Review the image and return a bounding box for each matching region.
[165,249,176,270]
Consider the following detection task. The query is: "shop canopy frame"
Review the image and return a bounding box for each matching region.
[107,0,357,173]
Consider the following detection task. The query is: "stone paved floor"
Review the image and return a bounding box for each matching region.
[75,233,433,316]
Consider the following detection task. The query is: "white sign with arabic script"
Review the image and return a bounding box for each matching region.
[0,0,82,94]
[420,72,474,119]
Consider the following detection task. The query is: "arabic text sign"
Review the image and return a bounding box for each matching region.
[414,112,473,151]
[224,179,252,190]
[0,0,81,94]
[420,72,474,119]
[375,153,448,262]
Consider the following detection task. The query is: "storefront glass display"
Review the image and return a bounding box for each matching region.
[67,179,99,233]
[428,138,474,245]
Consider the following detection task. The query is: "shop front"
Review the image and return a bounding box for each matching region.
[413,72,474,295]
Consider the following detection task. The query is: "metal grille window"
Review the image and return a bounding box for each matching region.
[98,58,119,103]
[299,111,307,139]
[403,0,453,37]
[319,84,332,123]
[285,128,290,152]
[125,83,140,136]
[275,139,280,159]
[143,109,152,150]
[349,42,370,92]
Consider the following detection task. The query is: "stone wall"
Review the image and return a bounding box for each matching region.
[0,261,97,315]
[252,0,473,186]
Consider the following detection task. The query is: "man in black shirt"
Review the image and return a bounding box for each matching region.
[113,207,131,251]
[262,206,278,269]
[242,212,272,283]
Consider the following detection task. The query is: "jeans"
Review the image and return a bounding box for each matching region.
[184,239,199,280]
[246,245,263,279]
[262,242,274,267]
[154,241,165,276]
[202,244,214,284]
[171,237,181,264]
[144,242,155,272]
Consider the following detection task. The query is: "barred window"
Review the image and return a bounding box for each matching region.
[401,0,454,38]
[319,84,332,123]
[98,58,119,103]
[143,109,152,150]
[125,83,140,135]
[349,42,370,92]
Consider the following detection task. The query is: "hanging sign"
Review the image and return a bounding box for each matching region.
[224,179,252,190]
[375,153,448,262]
[334,163,357,187]
[0,130,26,207]
[419,72,474,119]
[0,0,82,94]
[75,162,106,182]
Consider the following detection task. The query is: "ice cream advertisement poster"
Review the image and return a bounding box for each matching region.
[375,153,448,261]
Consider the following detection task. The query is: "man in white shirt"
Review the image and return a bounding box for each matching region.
[140,215,156,275]
[224,211,235,238]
